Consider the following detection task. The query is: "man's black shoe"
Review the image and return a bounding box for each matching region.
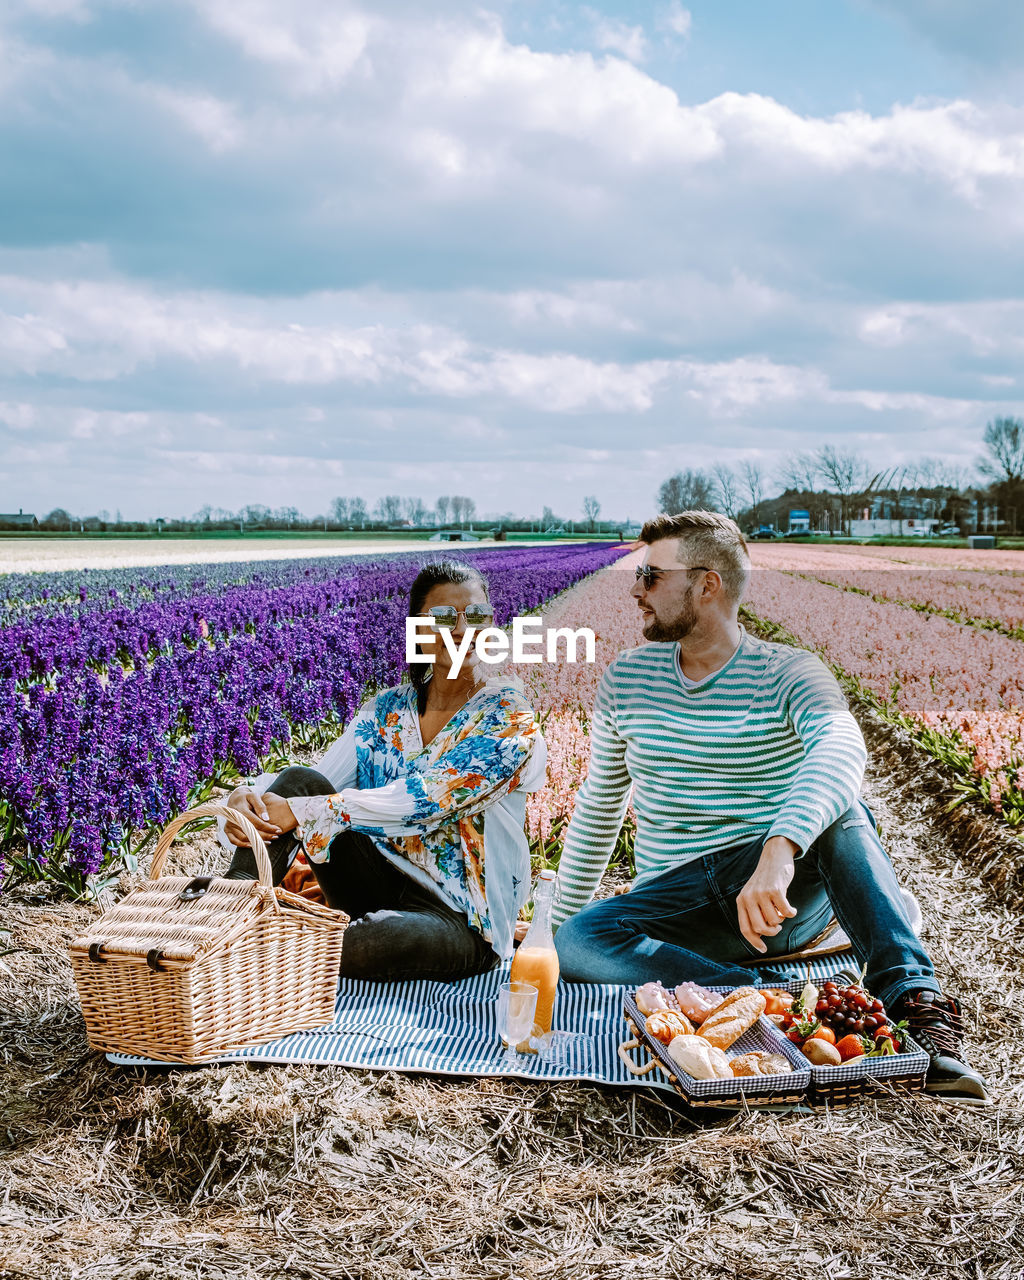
[889,990,990,1104]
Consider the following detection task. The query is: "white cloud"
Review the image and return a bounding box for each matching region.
[696,93,1024,195]
[2,271,1004,429]
[191,0,371,93]
[659,3,692,39]
[147,85,243,152]
[586,11,648,64]
[399,27,1024,190]
[857,299,1024,357]
[2,3,1023,517]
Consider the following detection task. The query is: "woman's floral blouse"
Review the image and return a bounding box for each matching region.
[286,677,546,955]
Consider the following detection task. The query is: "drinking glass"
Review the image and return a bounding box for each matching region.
[497,981,538,1062]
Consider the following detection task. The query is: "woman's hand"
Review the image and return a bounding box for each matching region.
[260,792,299,835]
[224,786,283,847]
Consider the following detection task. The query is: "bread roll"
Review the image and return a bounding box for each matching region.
[697,991,766,1050]
[730,1051,793,1077]
[667,1034,733,1081]
[758,1053,793,1076]
[644,1009,694,1045]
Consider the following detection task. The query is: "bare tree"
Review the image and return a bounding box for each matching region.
[710,464,740,519]
[330,496,350,525]
[402,496,427,524]
[436,495,450,526]
[775,451,820,493]
[739,460,765,525]
[979,416,1024,484]
[449,496,465,525]
[349,497,367,527]
[582,495,601,531]
[373,495,403,524]
[42,508,73,531]
[816,446,868,535]
[461,497,476,527]
[657,469,716,514]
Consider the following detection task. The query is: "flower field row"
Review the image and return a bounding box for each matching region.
[0,543,628,889]
[748,546,1024,637]
[787,544,1024,574]
[743,567,1024,825]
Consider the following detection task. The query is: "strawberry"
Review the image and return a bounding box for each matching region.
[835,1033,867,1061]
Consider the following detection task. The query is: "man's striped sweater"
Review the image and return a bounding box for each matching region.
[552,627,868,927]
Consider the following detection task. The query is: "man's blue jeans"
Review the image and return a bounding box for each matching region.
[555,800,940,1008]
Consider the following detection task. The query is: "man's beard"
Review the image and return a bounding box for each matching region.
[642,591,697,642]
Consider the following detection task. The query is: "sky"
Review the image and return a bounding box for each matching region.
[1,0,1023,523]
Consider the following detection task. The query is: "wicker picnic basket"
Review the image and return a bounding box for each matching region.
[618,991,811,1110]
[69,803,348,1064]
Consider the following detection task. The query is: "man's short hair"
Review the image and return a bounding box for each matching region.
[638,510,750,604]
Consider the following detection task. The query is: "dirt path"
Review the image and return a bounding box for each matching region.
[2,700,1022,1280]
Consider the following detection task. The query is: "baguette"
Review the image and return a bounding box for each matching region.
[696,990,766,1050]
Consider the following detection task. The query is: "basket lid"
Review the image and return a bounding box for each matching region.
[70,875,275,967]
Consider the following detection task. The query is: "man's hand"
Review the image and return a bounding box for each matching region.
[224,786,284,847]
[735,836,799,952]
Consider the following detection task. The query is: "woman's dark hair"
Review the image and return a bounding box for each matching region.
[407,559,490,713]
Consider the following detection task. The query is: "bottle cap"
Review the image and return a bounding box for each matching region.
[538,869,556,880]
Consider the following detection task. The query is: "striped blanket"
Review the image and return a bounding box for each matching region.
[106,956,843,1081]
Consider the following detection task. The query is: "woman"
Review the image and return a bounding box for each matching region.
[220,559,547,982]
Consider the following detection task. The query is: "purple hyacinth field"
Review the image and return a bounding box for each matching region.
[0,543,628,891]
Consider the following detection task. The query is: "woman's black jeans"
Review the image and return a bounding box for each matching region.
[224,766,497,983]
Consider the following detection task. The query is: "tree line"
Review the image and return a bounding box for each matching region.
[656,418,1024,536]
[13,418,1022,538]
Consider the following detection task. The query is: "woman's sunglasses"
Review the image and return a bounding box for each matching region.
[425,604,494,629]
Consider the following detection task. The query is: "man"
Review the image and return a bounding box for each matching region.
[553,510,986,1101]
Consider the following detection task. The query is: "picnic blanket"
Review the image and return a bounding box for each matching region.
[106,956,843,1083]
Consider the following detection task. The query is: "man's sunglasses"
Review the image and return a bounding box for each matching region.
[425,604,494,629]
[634,565,709,588]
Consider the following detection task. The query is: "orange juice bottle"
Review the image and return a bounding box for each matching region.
[509,870,560,1050]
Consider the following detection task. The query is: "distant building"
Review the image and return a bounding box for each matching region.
[429,530,480,542]
[849,517,940,537]
[787,509,811,534]
[0,509,38,529]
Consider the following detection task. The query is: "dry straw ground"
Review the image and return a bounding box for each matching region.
[3,693,1023,1280]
